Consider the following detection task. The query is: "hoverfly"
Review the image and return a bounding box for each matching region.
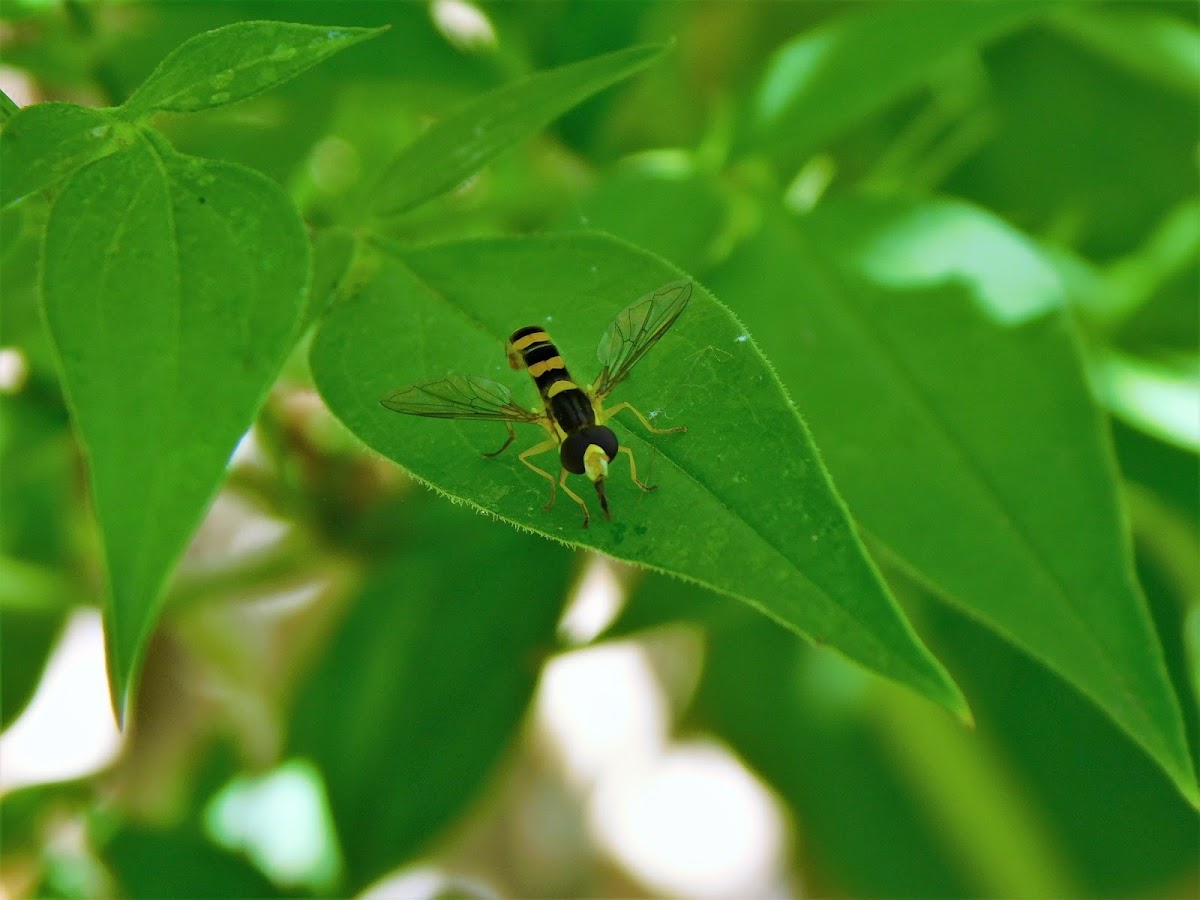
[381,280,692,527]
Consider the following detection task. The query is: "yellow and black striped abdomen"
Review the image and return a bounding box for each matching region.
[507,326,596,433]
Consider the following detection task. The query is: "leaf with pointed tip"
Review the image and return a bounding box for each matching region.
[706,197,1198,804]
[41,137,309,717]
[309,233,966,718]
[120,21,387,118]
[369,43,668,218]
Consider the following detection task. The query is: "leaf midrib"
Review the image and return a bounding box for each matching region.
[128,132,184,681]
[80,159,160,667]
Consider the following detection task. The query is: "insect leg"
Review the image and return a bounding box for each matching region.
[519,439,559,510]
[557,468,591,528]
[481,421,516,458]
[600,401,686,435]
[618,445,658,492]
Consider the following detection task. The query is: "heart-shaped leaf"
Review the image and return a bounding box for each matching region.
[309,233,966,717]
[41,135,309,717]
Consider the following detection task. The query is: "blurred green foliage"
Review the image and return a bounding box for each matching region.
[1,1,1196,898]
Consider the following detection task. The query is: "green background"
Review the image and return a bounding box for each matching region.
[1,1,1196,897]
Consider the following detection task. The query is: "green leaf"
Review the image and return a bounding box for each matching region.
[1,372,74,731]
[706,198,1198,803]
[746,0,1047,159]
[1049,5,1200,98]
[0,103,125,210]
[105,818,285,900]
[289,495,574,891]
[1,383,74,576]
[0,203,58,373]
[690,567,1199,898]
[309,233,966,718]
[691,610,1037,899]
[41,135,309,718]
[120,21,387,118]
[0,88,18,123]
[912,576,1200,897]
[303,225,357,333]
[0,607,66,729]
[1,779,92,860]
[368,43,668,218]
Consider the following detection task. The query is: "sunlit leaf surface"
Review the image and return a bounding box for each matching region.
[120,21,387,117]
[368,43,667,217]
[310,232,965,717]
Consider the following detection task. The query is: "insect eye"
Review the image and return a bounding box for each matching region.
[594,426,619,461]
[560,433,588,474]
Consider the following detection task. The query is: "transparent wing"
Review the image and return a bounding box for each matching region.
[592,279,692,401]
[381,375,544,424]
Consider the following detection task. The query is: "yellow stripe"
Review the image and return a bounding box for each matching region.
[546,380,577,398]
[511,331,550,351]
[527,356,564,378]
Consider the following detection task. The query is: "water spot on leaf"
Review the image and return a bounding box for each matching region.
[210,69,235,89]
[270,45,299,62]
[210,92,231,105]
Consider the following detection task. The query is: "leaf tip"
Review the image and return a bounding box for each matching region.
[956,700,976,730]
[102,632,135,732]
[335,22,392,46]
[1173,767,1200,810]
[916,656,972,726]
